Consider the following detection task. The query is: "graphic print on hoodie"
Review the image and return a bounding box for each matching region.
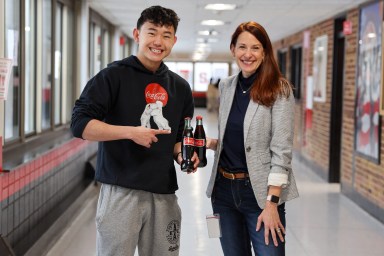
[140,83,171,131]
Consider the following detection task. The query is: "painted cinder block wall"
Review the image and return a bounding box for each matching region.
[273,6,384,223]
[0,139,97,255]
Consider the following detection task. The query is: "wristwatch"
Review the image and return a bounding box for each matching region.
[267,195,280,204]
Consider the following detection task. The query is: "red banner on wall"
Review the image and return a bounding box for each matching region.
[343,20,352,35]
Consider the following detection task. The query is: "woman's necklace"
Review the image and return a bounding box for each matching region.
[238,81,252,94]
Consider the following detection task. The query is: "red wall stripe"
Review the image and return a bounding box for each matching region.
[0,139,93,202]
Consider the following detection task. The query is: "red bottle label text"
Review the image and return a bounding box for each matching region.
[194,139,205,147]
[183,137,195,146]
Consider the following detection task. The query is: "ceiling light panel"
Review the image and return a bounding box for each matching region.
[201,20,225,26]
[198,30,219,36]
[204,4,237,11]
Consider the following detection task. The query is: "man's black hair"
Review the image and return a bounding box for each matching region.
[137,6,180,32]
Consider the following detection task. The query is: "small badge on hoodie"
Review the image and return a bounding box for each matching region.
[140,83,171,131]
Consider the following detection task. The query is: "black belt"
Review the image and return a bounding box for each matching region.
[218,167,249,180]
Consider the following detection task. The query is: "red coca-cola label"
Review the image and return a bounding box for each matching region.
[144,83,168,106]
[183,137,195,146]
[194,139,205,147]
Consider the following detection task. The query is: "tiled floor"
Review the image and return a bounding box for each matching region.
[44,108,384,256]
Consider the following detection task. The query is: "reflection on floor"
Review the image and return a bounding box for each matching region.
[44,108,384,256]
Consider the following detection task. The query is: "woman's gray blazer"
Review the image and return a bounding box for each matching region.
[206,74,299,209]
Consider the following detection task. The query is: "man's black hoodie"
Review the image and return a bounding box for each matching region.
[71,55,194,194]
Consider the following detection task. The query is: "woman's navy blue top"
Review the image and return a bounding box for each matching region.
[219,71,257,173]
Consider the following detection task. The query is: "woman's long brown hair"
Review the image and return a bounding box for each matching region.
[230,21,291,107]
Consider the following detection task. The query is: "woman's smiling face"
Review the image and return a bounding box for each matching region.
[231,31,265,78]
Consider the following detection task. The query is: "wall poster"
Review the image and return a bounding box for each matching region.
[0,58,13,100]
[355,1,382,163]
[312,35,328,102]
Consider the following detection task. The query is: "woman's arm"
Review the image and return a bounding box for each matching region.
[206,137,218,151]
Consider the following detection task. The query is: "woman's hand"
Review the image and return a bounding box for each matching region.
[256,201,285,246]
[206,137,218,150]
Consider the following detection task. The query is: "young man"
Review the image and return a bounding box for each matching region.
[71,6,198,256]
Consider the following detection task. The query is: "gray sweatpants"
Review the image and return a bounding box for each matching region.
[96,184,182,256]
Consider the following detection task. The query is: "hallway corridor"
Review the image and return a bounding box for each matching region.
[39,108,384,256]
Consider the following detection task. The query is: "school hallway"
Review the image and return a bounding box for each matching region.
[37,108,384,256]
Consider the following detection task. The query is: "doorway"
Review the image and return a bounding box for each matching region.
[329,17,346,183]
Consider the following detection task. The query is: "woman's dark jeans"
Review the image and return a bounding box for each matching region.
[211,174,286,256]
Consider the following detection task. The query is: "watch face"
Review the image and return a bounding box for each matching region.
[268,195,280,203]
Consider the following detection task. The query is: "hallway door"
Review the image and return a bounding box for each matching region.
[329,17,345,183]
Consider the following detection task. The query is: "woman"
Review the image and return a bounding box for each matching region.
[206,21,299,256]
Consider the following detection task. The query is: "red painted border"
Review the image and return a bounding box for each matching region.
[0,139,92,201]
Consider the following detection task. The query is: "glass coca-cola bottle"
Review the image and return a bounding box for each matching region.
[181,117,195,172]
[194,115,207,167]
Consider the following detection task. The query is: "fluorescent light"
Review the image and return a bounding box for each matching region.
[193,53,204,61]
[192,49,211,61]
[197,38,219,43]
[201,20,224,26]
[198,30,210,36]
[198,30,219,36]
[205,4,237,11]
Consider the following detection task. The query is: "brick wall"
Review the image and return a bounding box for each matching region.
[273,32,304,151]
[304,20,334,176]
[273,5,384,222]
[342,9,360,188]
[341,8,384,212]
[273,19,335,178]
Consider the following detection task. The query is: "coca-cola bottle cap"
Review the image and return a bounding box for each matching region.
[196,115,202,120]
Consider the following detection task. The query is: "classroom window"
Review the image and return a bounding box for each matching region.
[41,0,52,130]
[24,0,37,135]
[4,0,21,142]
